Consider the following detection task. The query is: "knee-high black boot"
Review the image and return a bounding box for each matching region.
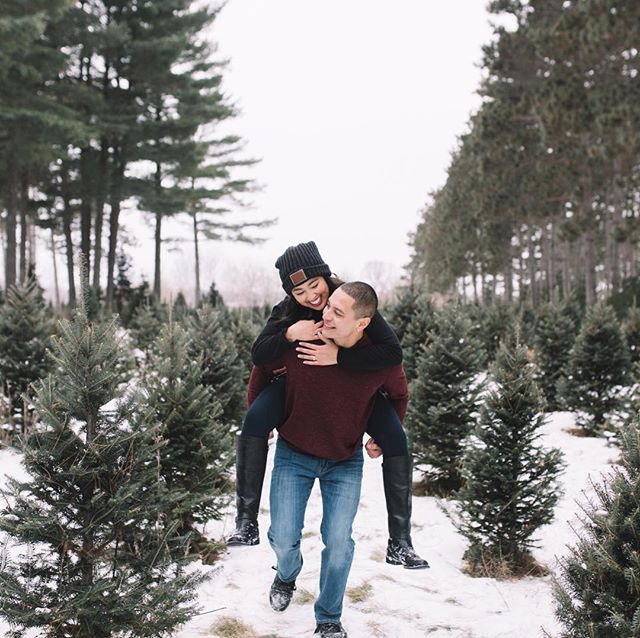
[382,455,430,569]
[227,435,269,546]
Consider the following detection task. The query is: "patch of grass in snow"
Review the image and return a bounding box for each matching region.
[294,587,315,605]
[346,581,373,603]
[464,546,549,579]
[444,596,462,605]
[369,548,385,562]
[209,615,258,637]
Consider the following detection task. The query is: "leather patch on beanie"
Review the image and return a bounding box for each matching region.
[289,269,308,286]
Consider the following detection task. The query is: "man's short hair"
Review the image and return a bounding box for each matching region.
[339,281,378,319]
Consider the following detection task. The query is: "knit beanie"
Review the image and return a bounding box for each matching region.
[275,241,332,294]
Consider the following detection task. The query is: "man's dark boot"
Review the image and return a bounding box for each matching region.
[382,455,430,569]
[269,574,296,612]
[226,436,269,546]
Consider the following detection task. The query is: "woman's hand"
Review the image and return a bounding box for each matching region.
[285,319,324,342]
[365,438,383,459]
[296,333,339,366]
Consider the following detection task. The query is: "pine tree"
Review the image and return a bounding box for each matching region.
[623,304,640,366]
[0,285,202,638]
[533,302,577,410]
[560,303,631,435]
[553,420,640,636]
[172,292,189,321]
[0,277,54,437]
[129,299,169,358]
[185,304,245,430]
[141,319,233,556]
[385,285,419,344]
[400,299,436,383]
[203,280,225,308]
[227,308,262,385]
[455,341,564,577]
[406,305,484,496]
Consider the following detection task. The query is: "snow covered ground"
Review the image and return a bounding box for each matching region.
[0,412,618,638]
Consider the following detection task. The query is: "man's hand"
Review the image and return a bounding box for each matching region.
[285,319,324,342]
[297,333,338,366]
[365,438,382,459]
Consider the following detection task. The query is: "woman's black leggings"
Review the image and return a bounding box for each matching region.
[241,375,409,457]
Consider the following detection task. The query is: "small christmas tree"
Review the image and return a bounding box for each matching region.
[553,420,640,636]
[0,277,54,437]
[185,304,246,430]
[0,283,201,637]
[533,302,577,410]
[385,285,419,344]
[129,298,169,358]
[227,308,262,385]
[475,302,516,365]
[406,305,484,496]
[203,280,225,308]
[172,292,189,320]
[141,319,233,556]
[400,299,436,383]
[455,340,564,577]
[559,303,631,435]
[623,304,640,366]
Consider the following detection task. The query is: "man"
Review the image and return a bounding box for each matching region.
[247,282,409,638]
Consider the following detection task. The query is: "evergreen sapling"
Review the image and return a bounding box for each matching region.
[141,319,233,560]
[0,288,202,638]
[553,419,640,637]
[0,277,54,437]
[406,305,484,496]
[455,340,564,577]
[559,303,631,435]
[533,302,576,410]
[185,304,246,430]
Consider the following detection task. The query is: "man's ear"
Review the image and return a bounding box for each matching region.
[357,317,371,332]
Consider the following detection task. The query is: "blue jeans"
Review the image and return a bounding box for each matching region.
[268,438,364,624]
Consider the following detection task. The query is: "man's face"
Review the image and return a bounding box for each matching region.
[322,288,367,343]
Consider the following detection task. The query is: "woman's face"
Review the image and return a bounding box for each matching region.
[291,276,330,310]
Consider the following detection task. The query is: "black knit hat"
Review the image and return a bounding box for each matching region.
[275,241,332,294]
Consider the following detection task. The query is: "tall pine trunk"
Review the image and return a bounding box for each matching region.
[92,140,109,294]
[19,172,30,283]
[193,212,201,305]
[561,240,571,300]
[527,224,538,307]
[153,164,163,300]
[80,148,92,276]
[50,227,61,308]
[5,158,18,288]
[61,171,76,306]
[105,153,124,310]
[583,228,596,306]
[153,211,162,300]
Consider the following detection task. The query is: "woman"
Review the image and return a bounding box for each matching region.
[227,241,428,569]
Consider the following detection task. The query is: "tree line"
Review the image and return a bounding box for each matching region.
[410,0,640,307]
[0,0,272,308]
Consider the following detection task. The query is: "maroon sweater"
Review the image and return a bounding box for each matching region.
[247,336,408,460]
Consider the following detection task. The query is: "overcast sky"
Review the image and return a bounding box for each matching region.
[184,1,495,304]
[36,2,496,305]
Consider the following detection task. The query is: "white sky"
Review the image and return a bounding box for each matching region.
[33,1,495,306]
[194,0,494,304]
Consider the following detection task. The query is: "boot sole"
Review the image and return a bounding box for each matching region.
[226,538,260,547]
[386,557,430,569]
